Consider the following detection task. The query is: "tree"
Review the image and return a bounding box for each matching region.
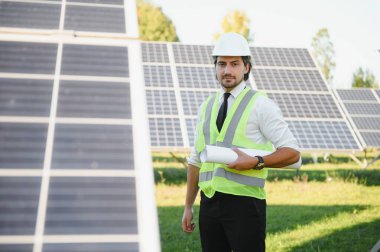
[214,10,252,42]
[311,28,336,84]
[352,67,379,89]
[137,0,179,42]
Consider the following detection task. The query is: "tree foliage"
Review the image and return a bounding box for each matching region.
[311,28,336,84]
[214,10,252,42]
[352,67,379,89]
[137,0,179,42]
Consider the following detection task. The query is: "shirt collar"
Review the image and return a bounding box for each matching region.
[219,81,246,101]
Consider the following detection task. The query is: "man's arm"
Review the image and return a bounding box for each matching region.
[228,147,300,170]
[182,164,200,233]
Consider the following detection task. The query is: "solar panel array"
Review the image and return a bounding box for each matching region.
[335,89,380,148]
[142,42,362,151]
[0,1,160,252]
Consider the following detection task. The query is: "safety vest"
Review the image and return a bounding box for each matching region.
[196,87,274,199]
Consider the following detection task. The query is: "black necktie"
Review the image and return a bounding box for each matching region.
[216,93,231,132]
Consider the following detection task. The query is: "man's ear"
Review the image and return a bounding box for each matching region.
[244,63,250,74]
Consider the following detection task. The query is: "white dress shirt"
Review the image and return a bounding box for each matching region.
[188,81,299,168]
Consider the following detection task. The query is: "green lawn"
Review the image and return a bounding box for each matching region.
[155,164,380,252]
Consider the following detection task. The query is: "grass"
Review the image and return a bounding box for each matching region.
[155,164,380,252]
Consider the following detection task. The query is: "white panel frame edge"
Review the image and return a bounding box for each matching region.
[126,0,161,250]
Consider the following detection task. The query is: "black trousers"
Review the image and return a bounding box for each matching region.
[199,191,266,252]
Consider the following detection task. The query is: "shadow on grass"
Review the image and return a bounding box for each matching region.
[290,218,380,252]
[158,204,370,252]
[154,168,380,186]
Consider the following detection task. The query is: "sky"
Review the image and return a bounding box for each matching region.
[149,0,380,89]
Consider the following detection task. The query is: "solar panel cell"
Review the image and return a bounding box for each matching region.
[52,124,134,169]
[176,66,218,88]
[252,69,327,91]
[146,90,178,115]
[57,80,131,119]
[0,177,41,235]
[141,43,169,63]
[251,47,315,67]
[172,44,213,64]
[0,123,48,169]
[0,1,61,30]
[360,132,380,147]
[143,65,173,87]
[149,118,183,147]
[0,41,57,74]
[65,5,126,33]
[344,103,380,116]
[181,90,215,116]
[61,44,129,77]
[43,243,139,252]
[352,117,380,130]
[288,120,359,150]
[45,177,138,234]
[0,78,53,116]
[336,89,377,101]
[268,93,342,118]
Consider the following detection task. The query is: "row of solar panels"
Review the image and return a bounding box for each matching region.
[1,40,379,151]
[141,42,379,151]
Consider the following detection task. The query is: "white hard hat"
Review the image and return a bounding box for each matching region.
[212,32,251,57]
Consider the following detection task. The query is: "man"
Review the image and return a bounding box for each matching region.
[181,32,300,252]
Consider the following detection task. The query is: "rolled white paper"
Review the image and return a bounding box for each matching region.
[200,145,301,169]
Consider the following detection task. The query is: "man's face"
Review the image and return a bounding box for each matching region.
[215,56,248,91]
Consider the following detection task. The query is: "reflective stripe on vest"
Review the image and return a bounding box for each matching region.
[199,167,265,188]
[203,94,216,146]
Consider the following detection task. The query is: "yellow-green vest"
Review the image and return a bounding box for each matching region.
[196,87,274,199]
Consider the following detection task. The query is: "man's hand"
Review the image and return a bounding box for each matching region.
[228,148,258,170]
[182,207,196,233]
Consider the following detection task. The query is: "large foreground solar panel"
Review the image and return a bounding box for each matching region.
[335,89,380,148]
[142,42,361,152]
[0,1,160,251]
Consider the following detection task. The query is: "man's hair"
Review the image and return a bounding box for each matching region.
[213,56,252,81]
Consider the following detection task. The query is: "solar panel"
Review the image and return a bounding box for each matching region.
[335,89,380,148]
[0,2,160,250]
[141,42,362,152]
